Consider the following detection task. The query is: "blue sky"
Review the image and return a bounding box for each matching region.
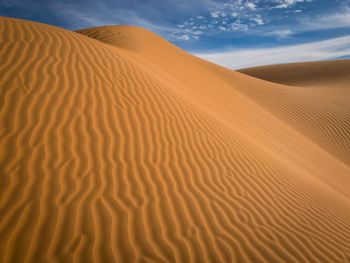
[1,0,350,68]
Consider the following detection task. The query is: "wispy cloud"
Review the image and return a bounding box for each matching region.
[195,35,350,69]
[265,29,293,38]
[252,8,350,40]
[51,1,183,34]
[273,0,311,9]
[301,8,350,31]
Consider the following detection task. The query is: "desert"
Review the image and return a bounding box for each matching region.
[1,14,350,262]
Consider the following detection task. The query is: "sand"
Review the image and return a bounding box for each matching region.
[1,17,350,262]
[239,60,350,87]
[239,61,350,165]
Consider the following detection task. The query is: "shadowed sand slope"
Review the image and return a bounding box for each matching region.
[238,60,350,87]
[1,17,350,262]
[237,61,350,165]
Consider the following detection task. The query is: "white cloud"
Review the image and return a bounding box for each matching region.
[301,9,350,30]
[266,29,293,38]
[258,8,350,39]
[274,0,307,9]
[245,1,256,10]
[195,35,350,69]
[171,0,266,41]
[244,6,350,40]
[251,17,265,25]
[178,35,191,41]
[210,11,219,18]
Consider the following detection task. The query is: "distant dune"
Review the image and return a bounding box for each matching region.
[239,60,350,87]
[1,17,350,262]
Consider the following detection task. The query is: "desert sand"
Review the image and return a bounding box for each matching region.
[1,17,350,262]
[239,60,350,87]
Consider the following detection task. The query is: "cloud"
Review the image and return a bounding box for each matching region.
[301,9,350,31]
[255,8,350,40]
[168,0,318,41]
[265,29,293,38]
[170,0,267,41]
[274,0,309,9]
[245,1,257,10]
[195,35,350,69]
[251,16,265,25]
[51,1,183,34]
[3,0,322,44]
[244,4,350,40]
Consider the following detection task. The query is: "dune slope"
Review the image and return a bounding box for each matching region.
[1,17,350,262]
[237,61,350,165]
[238,60,350,87]
[79,27,350,166]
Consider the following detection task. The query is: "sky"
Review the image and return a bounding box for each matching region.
[1,0,350,68]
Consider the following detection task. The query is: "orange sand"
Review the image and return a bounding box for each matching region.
[1,17,350,262]
[239,60,350,87]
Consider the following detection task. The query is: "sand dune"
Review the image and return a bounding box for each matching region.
[1,17,350,262]
[239,60,350,87]
[238,61,350,165]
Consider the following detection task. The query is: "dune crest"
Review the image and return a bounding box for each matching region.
[1,17,350,262]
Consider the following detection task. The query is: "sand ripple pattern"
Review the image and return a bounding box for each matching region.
[237,61,350,165]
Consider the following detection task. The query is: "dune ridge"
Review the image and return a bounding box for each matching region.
[1,17,350,262]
